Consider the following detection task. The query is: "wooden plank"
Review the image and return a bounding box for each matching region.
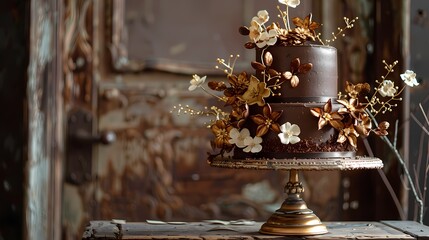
[82,221,416,240]
[313,222,414,240]
[382,221,429,240]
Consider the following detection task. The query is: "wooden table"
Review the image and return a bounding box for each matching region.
[82,220,429,239]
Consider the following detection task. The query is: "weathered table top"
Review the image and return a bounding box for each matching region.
[82,220,429,239]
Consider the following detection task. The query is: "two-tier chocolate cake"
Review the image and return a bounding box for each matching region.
[174,1,415,163]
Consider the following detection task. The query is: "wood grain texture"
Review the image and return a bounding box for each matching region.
[82,221,419,240]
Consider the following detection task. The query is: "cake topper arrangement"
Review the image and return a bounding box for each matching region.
[172,0,419,160]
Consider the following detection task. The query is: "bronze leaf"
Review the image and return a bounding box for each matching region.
[250,115,265,125]
[378,121,390,130]
[348,135,358,148]
[262,104,272,116]
[271,123,281,133]
[330,120,344,130]
[298,63,313,74]
[323,99,332,113]
[270,110,283,121]
[244,42,256,49]
[208,81,227,91]
[255,124,269,137]
[374,129,388,136]
[251,61,266,71]
[268,69,279,77]
[290,58,301,72]
[239,26,250,35]
[310,108,322,117]
[292,16,303,28]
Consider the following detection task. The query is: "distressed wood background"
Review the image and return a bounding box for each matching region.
[3,0,427,240]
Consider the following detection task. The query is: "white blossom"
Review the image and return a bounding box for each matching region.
[278,122,301,144]
[243,136,263,153]
[188,74,207,91]
[229,128,251,148]
[249,20,262,42]
[400,70,419,87]
[252,10,270,25]
[256,29,278,48]
[379,80,397,97]
[278,0,300,8]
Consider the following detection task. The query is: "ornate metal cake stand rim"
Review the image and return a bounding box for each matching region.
[208,156,383,171]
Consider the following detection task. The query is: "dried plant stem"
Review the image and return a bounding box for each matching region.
[367,110,424,223]
[363,138,406,220]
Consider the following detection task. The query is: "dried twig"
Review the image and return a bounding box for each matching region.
[367,109,424,223]
[363,138,406,220]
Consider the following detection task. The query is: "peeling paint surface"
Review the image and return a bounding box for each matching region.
[26,0,55,240]
[63,184,85,235]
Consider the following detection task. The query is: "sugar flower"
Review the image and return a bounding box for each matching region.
[189,74,207,91]
[229,128,251,148]
[379,80,397,97]
[241,75,270,106]
[211,120,233,149]
[252,10,270,25]
[278,122,301,145]
[310,99,344,130]
[249,20,262,42]
[400,70,419,87]
[337,124,359,149]
[250,104,282,137]
[243,136,263,153]
[255,29,278,48]
[278,0,300,8]
[337,98,365,120]
[344,81,370,98]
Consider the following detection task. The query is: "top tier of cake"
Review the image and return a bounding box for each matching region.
[256,45,338,103]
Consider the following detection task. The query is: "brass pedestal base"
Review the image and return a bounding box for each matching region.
[260,170,328,236]
[209,156,383,236]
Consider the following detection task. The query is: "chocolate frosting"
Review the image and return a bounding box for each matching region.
[256,45,338,103]
[232,45,355,159]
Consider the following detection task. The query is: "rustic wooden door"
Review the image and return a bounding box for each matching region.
[59,0,411,239]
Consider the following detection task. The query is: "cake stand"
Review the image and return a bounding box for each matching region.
[208,156,383,236]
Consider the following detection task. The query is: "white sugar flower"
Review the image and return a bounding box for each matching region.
[278,122,301,145]
[243,136,263,153]
[252,10,270,25]
[188,74,207,91]
[379,80,397,97]
[229,128,251,148]
[278,0,300,8]
[400,70,419,87]
[256,29,278,48]
[249,20,262,42]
